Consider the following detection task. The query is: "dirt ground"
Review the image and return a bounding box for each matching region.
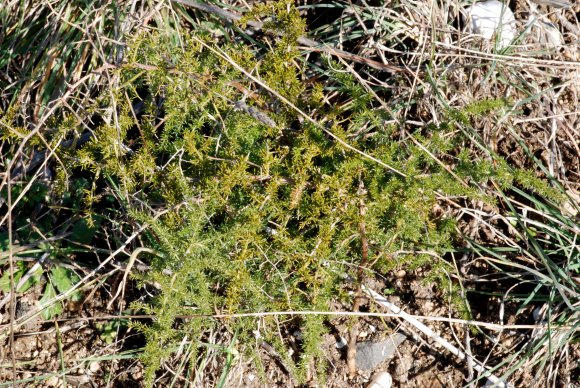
[0,264,493,387]
[2,267,577,387]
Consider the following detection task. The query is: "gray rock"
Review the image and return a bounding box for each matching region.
[355,333,406,371]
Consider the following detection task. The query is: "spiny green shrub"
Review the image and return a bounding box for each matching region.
[55,2,558,384]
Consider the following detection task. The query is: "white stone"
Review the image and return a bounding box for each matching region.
[465,1,516,49]
[89,361,100,373]
[367,371,392,388]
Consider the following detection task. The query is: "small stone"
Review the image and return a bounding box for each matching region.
[465,0,516,49]
[355,333,406,371]
[89,361,100,373]
[395,270,406,279]
[367,371,392,388]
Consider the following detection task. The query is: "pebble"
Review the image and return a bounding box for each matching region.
[465,0,516,49]
[367,371,392,388]
[355,333,406,371]
[89,361,100,373]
